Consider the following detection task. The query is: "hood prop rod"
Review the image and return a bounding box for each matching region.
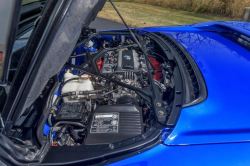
[109,0,155,71]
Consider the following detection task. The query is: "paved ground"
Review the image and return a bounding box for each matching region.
[89,17,127,31]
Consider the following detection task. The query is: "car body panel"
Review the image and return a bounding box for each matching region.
[108,142,250,166]
[139,21,250,145]
[139,21,250,34]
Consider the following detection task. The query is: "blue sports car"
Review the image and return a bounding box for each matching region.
[0,0,250,165]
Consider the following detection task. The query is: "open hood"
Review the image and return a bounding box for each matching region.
[2,0,106,130]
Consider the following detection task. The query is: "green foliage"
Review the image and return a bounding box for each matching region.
[120,0,248,18]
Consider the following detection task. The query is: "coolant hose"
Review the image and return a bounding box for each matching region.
[48,114,53,127]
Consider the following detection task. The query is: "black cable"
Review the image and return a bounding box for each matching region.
[101,87,122,96]
[54,92,72,106]
[92,36,102,47]
[72,39,88,53]
[72,33,101,54]
[109,0,155,71]
[63,78,78,86]
[140,73,149,87]
[79,85,112,95]
[69,51,98,59]
[149,51,167,61]
[86,33,100,45]
[69,53,87,59]
[48,92,72,127]
[97,100,104,107]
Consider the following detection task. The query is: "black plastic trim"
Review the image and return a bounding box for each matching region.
[166,67,183,126]
[155,32,207,108]
[143,33,174,60]
[38,127,162,165]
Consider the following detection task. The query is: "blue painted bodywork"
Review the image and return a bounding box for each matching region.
[108,21,250,165]
[109,142,250,166]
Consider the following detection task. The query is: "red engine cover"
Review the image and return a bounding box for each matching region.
[149,57,162,81]
[97,57,104,72]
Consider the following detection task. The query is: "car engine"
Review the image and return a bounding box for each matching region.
[46,31,176,147]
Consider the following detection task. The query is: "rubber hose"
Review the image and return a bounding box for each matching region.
[47,92,72,127]
[36,76,59,146]
[8,136,29,145]
[53,92,72,107]
[53,121,85,128]
[68,125,81,142]
[69,51,98,59]
[63,78,78,87]
[48,114,53,127]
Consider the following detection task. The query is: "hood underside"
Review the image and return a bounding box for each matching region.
[2,0,106,128]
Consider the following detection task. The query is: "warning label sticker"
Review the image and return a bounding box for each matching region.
[90,113,119,133]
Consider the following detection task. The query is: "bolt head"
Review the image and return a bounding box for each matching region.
[109,144,114,149]
[156,102,162,107]
[158,110,164,116]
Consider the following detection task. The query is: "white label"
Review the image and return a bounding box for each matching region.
[90,113,119,133]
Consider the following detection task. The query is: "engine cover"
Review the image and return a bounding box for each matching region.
[101,49,146,74]
[118,50,138,71]
[85,105,144,145]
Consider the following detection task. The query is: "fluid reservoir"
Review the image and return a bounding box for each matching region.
[62,71,94,102]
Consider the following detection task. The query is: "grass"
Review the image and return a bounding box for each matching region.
[21,0,232,27]
[121,0,249,18]
[98,2,231,27]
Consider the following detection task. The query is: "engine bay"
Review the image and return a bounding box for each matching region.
[45,30,178,148]
[0,1,208,164]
